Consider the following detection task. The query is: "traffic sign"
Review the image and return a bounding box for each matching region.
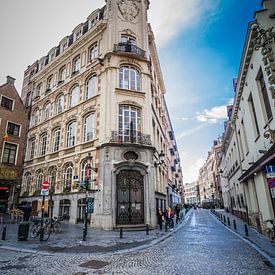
[42,181,50,189]
[87,197,94,213]
[41,189,49,196]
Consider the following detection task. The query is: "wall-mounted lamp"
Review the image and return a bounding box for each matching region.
[154,150,165,167]
[259,150,267,154]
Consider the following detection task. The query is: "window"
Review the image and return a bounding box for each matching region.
[119,66,141,91]
[48,167,57,190]
[248,94,260,138]
[83,113,95,142]
[46,75,53,90]
[81,159,93,183]
[67,122,76,147]
[1,96,13,110]
[36,83,42,97]
[89,43,98,61]
[74,28,82,41]
[86,76,96,99]
[29,139,35,159]
[64,163,73,191]
[70,86,80,107]
[121,34,136,45]
[238,130,244,161]
[35,170,43,190]
[118,105,141,142]
[72,55,81,73]
[25,92,32,107]
[32,109,39,126]
[59,66,66,83]
[7,122,20,136]
[49,50,56,62]
[2,142,17,165]
[55,94,64,114]
[23,173,31,194]
[44,102,51,120]
[40,134,47,156]
[61,40,68,52]
[258,69,273,121]
[52,128,61,152]
[241,120,249,154]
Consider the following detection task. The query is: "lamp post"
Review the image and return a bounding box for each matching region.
[83,154,92,241]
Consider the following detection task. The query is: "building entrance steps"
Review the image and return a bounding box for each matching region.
[213,209,275,263]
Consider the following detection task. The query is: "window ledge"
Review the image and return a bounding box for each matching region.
[115,88,145,98]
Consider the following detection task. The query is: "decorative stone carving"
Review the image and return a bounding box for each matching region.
[264,125,275,144]
[253,23,275,106]
[118,0,140,22]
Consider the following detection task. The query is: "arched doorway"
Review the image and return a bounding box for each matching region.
[116,170,144,225]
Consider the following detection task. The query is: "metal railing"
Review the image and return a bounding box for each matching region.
[114,43,146,59]
[110,130,152,146]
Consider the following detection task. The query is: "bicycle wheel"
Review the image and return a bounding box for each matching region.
[53,221,62,233]
[43,225,51,241]
[30,224,40,238]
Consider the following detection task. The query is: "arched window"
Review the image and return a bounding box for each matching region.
[119,65,141,91]
[35,169,43,190]
[59,66,66,83]
[52,128,61,152]
[32,108,40,126]
[72,55,81,73]
[46,75,54,90]
[44,102,51,120]
[89,43,98,61]
[29,138,35,159]
[63,163,73,191]
[23,172,31,195]
[36,83,42,97]
[70,86,80,107]
[55,94,64,114]
[48,167,57,191]
[81,159,93,188]
[86,75,96,99]
[39,133,47,156]
[67,121,76,147]
[118,105,141,142]
[83,113,95,142]
[25,92,32,107]
[121,34,136,45]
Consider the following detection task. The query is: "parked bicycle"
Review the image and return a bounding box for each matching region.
[44,216,63,234]
[30,219,51,241]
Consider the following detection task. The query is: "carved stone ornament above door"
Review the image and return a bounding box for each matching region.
[117,0,141,22]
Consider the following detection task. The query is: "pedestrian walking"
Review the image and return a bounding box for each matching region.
[165,207,174,230]
[157,208,164,230]
[175,204,180,224]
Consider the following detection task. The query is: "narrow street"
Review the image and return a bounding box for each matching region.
[1,209,274,274]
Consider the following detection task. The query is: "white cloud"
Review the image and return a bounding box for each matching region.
[176,124,207,140]
[148,0,219,47]
[183,157,205,183]
[196,105,228,123]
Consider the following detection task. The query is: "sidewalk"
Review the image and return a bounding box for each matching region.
[0,209,189,255]
[212,209,275,264]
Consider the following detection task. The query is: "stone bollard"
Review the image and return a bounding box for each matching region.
[223,215,226,224]
[227,217,231,226]
[146,224,149,235]
[233,220,237,230]
[120,227,123,238]
[244,224,249,236]
[2,226,7,240]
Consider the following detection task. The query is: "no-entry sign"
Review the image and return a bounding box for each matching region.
[42,181,49,189]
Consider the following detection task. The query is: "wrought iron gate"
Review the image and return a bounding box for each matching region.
[116,170,144,225]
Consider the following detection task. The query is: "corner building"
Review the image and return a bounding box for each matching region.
[20,0,182,229]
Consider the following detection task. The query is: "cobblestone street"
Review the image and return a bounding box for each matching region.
[0,209,274,274]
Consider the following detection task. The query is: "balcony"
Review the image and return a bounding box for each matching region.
[114,43,146,59]
[110,130,152,146]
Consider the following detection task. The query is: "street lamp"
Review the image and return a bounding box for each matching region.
[154,150,165,166]
[83,153,93,241]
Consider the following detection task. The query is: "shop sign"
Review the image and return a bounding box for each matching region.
[268,178,275,188]
[265,165,275,178]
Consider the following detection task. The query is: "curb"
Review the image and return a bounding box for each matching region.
[0,210,192,257]
[210,211,275,267]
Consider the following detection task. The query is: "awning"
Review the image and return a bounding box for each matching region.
[238,143,275,182]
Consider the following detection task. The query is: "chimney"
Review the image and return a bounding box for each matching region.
[7,76,16,86]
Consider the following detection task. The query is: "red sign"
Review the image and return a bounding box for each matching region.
[42,181,50,189]
[268,178,275,188]
[86,169,90,181]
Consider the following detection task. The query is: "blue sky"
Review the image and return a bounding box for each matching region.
[153,0,262,182]
[0,0,262,182]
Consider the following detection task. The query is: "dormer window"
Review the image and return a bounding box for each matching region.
[88,14,99,29]
[60,39,69,53]
[72,55,81,74]
[48,49,56,62]
[74,28,83,42]
[89,43,98,62]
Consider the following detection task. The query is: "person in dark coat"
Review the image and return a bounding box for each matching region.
[23,203,32,221]
[157,208,163,230]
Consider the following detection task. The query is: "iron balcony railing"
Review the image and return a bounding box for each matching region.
[110,130,152,146]
[114,43,146,59]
